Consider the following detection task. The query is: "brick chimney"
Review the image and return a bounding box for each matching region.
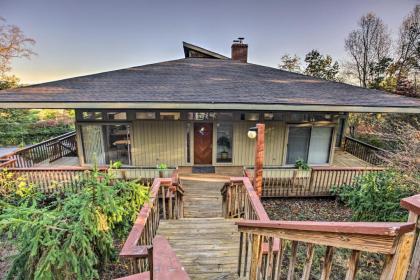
[231,37,248,63]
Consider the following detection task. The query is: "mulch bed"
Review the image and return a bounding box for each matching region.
[262,196,353,221]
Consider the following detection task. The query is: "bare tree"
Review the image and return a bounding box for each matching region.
[345,13,391,88]
[278,54,301,73]
[0,17,35,76]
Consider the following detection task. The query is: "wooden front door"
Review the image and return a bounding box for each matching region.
[194,123,213,164]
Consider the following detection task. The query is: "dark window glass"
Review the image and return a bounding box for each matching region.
[216,123,233,163]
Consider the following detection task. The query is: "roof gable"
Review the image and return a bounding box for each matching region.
[183,42,228,59]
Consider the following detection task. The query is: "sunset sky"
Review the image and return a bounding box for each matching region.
[1,0,418,84]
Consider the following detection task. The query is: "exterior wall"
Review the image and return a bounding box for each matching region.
[131,120,188,167]
[75,110,344,168]
[232,121,286,167]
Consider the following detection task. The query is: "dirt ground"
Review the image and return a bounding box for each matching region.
[262,197,384,280]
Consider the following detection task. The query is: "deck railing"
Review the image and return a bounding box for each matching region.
[400,194,420,280]
[228,177,420,279]
[115,235,189,280]
[0,131,77,168]
[236,219,416,280]
[4,166,177,193]
[119,175,184,274]
[344,136,388,166]
[245,166,384,197]
[222,177,281,278]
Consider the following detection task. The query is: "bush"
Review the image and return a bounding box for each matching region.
[332,170,418,222]
[0,167,149,279]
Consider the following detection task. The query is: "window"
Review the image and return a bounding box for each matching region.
[216,123,233,163]
[286,126,333,165]
[82,111,102,120]
[264,113,274,120]
[136,112,156,120]
[81,124,131,165]
[241,113,260,121]
[106,112,127,120]
[187,112,215,121]
[159,112,180,120]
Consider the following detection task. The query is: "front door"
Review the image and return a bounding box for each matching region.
[194,123,213,164]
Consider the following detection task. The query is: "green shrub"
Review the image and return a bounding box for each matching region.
[295,159,310,170]
[332,170,418,222]
[0,167,149,280]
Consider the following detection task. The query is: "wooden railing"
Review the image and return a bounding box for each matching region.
[245,166,384,197]
[115,235,189,280]
[4,166,177,194]
[344,136,388,166]
[236,219,416,280]
[119,176,184,274]
[222,177,281,277]
[5,166,107,193]
[400,194,420,280]
[0,131,77,168]
[0,158,16,168]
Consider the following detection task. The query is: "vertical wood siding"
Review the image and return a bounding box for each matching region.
[131,120,187,166]
[232,121,286,166]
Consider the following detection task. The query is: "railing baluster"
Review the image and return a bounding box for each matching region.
[301,243,315,280]
[320,246,334,280]
[287,241,298,280]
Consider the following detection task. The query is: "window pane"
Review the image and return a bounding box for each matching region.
[160,112,180,120]
[264,113,274,120]
[82,111,102,120]
[81,125,106,164]
[308,127,333,164]
[187,112,215,121]
[136,112,156,119]
[103,125,131,165]
[241,113,259,121]
[286,127,311,164]
[216,123,233,163]
[107,112,127,120]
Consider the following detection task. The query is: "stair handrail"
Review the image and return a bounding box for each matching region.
[115,236,190,280]
[120,169,184,274]
[400,194,420,280]
[236,219,416,280]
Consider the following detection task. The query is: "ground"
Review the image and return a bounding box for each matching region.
[262,197,383,280]
[0,239,16,278]
[262,197,353,221]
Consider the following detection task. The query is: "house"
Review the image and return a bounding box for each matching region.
[1,40,419,279]
[1,40,418,171]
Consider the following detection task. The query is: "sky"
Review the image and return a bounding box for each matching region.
[1,0,419,84]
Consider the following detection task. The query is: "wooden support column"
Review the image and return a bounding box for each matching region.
[253,123,265,197]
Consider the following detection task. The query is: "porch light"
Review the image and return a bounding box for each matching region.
[247,127,257,139]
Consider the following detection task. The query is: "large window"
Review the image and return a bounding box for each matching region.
[286,126,333,165]
[216,123,233,163]
[81,124,131,165]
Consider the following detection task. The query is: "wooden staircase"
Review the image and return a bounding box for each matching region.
[157,179,240,280]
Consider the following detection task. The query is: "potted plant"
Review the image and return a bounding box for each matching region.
[217,136,231,160]
[157,163,167,178]
[294,159,310,170]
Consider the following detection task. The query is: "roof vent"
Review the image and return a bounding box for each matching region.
[231,37,248,63]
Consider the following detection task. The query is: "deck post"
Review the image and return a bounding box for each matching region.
[253,123,265,197]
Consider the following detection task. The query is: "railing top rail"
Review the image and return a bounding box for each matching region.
[120,178,172,259]
[401,194,420,216]
[6,166,108,171]
[310,166,385,171]
[345,136,388,153]
[236,220,416,237]
[230,176,270,221]
[0,131,76,159]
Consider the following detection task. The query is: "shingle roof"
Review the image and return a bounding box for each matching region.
[0,58,419,111]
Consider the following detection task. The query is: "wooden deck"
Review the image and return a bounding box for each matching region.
[35,156,80,167]
[332,149,373,168]
[157,179,240,280]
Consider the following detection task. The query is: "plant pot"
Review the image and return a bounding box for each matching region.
[221,151,228,160]
[159,170,164,178]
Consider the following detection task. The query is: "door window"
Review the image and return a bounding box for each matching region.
[216,123,233,163]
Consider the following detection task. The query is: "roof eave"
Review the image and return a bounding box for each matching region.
[0,102,418,113]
